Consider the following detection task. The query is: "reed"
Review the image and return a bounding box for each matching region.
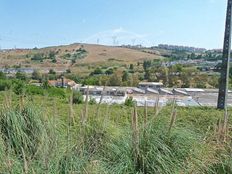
[96,86,106,118]
[131,105,139,169]
[0,91,231,173]
[143,100,148,130]
[83,86,89,124]
[154,94,160,117]
[21,147,29,174]
[168,109,177,135]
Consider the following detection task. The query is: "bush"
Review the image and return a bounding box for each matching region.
[105,68,114,75]
[13,80,26,95]
[49,69,56,75]
[0,80,11,91]
[91,68,103,75]
[89,97,97,105]
[31,53,44,61]
[26,85,44,95]
[73,91,84,104]
[47,87,66,98]
[0,72,6,79]
[15,72,27,81]
[125,97,135,107]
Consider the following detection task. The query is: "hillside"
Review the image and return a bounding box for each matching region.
[0,43,162,71]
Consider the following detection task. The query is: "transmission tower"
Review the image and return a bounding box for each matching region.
[112,36,117,46]
[217,0,232,109]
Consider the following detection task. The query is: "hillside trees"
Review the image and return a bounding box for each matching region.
[32,70,42,81]
[108,72,122,86]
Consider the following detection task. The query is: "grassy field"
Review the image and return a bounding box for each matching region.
[0,90,231,173]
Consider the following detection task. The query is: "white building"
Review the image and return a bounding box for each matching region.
[138,82,163,90]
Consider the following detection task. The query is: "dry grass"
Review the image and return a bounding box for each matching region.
[0,44,162,71]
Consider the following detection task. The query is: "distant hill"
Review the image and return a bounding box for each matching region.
[0,43,163,71]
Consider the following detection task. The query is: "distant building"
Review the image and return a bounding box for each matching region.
[159,89,173,95]
[157,44,206,52]
[172,89,189,96]
[138,82,163,90]
[79,86,127,97]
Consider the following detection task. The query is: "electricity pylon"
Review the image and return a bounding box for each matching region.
[217,0,232,109]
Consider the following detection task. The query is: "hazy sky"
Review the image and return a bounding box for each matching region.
[0,0,228,49]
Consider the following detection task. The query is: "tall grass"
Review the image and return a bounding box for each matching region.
[0,91,231,173]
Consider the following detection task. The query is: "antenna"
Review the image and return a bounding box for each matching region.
[112,36,117,46]
[132,39,136,46]
[217,0,232,110]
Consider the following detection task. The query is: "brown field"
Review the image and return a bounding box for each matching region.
[0,43,163,71]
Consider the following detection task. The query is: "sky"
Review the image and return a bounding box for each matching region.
[0,0,228,49]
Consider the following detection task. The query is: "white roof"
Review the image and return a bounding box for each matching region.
[132,88,146,94]
[185,88,205,92]
[173,89,188,95]
[139,82,163,86]
[160,89,173,95]
[147,88,159,94]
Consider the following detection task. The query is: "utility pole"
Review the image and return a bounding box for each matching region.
[217,0,232,109]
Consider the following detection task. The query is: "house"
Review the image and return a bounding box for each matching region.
[138,82,163,90]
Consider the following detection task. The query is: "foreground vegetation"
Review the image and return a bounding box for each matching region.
[0,89,231,174]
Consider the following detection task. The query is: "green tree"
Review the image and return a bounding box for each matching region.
[31,53,44,62]
[91,67,103,75]
[49,69,56,75]
[48,51,56,59]
[32,70,42,80]
[66,69,71,74]
[143,60,152,71]
[122,71,129,82]
[105,68,114,75]
[108,73,122,86]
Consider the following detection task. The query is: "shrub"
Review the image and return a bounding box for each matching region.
[73,91,84,104]
[105,68,114,75]
[31,53,44,61]
[47,87,66,98]
[15,72,27,81]
[49,69,56,75]
[13,80,26,95]
[125,97,135,107]
[26,85,44,95]
[0,72,6,79]
[91,68,103,75]
[0,80,11,91]
[89,97,97,105]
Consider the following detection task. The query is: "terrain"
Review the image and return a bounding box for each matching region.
[0,43,162,72]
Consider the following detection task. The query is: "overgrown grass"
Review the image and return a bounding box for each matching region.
[0,91,231,173]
